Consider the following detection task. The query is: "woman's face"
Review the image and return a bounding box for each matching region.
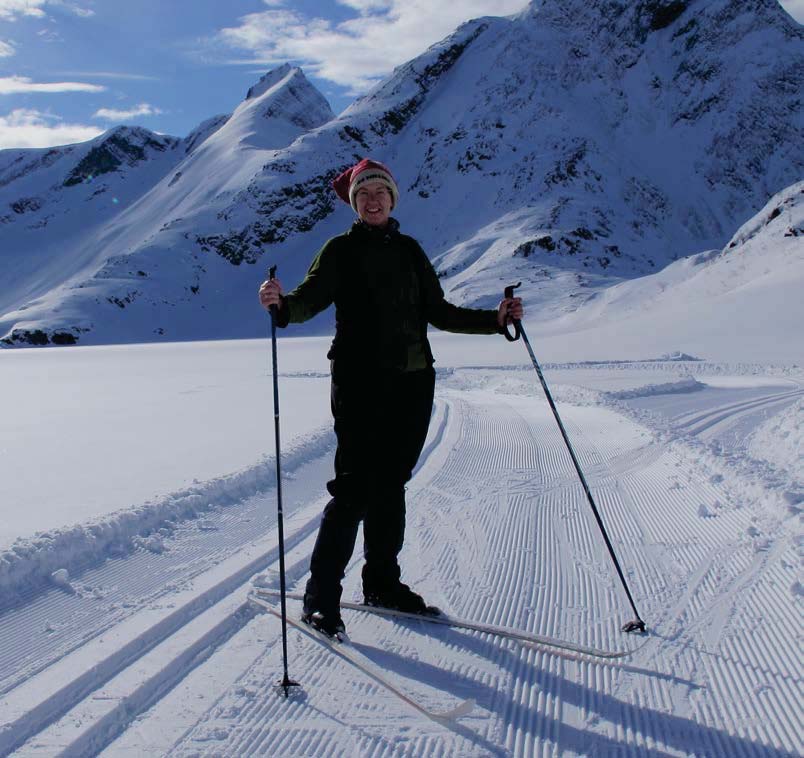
[355,181,393,227]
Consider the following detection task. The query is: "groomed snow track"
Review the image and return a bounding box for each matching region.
[1,380,800,757]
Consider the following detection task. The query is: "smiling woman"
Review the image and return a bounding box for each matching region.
[354,183,393,227]
[336,158,399,227]
[257,157,523,637]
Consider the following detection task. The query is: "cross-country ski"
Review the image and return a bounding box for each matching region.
[252,589,640,659]
[249,592,476,722]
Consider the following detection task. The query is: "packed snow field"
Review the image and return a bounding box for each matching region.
[0,332,801,757]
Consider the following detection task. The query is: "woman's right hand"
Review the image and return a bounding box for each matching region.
[258,278,284,311]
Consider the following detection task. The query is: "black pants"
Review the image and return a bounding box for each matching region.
[303,364,435,616]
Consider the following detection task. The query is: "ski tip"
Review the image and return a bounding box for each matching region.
[433,697,475,721]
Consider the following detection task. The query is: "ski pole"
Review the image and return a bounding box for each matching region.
[267,265,301,695]
[502,282,646,634]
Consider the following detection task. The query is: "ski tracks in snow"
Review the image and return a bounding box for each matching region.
[160,388,799,755]
[2,381,801,756]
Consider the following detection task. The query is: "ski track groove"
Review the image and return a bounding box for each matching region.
[700,652,769,757]
[0,455,334,698]
[419,391,802,756]
[6,381,801,756]
[671,389,804,437]
[203,633,366,758]
[0,476,330,754]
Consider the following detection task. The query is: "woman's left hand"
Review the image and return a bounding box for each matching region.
[497,296,524,328]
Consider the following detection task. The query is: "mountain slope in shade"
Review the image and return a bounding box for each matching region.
[551,181,804,320]
[528,180,804,363]
[0,127,183,319]
[0,0,801,346]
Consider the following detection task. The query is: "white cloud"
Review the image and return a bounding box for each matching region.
[36,27,63,42]
[0,39,15,57]
[778,0,804,22]
[68,4,94,17]
[0,0,47,20]
[335,0,393,11]
[217,1,529,92]
[0,75,105,94]
[0,108,101,148]
[93,102,163,121]
[0,0,93,20]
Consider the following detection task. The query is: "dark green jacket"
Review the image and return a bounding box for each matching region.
[278,219,501,371]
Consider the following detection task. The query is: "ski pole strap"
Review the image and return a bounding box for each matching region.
[503,281,522,342]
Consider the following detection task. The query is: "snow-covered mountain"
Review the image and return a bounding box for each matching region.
[0,64,334,346]
[0,127,183,326]
[527,180,804,363]
[550,181,804,327]
[0,0,801,347]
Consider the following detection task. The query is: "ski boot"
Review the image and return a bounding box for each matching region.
[363,582,441,617]
[301,609,346,640]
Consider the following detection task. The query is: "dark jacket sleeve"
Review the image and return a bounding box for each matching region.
[413,241,501,335]
[277,238,339,326]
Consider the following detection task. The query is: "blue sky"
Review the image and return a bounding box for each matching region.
[0,0,802,149]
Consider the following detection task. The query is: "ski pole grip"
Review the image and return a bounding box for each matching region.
[268,265,278,317]
[502,281,522,342]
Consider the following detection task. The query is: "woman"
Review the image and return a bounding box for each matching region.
[259,158,524,637]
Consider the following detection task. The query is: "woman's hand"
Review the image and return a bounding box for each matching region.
[259,278,284,311]
[497,296,524,329]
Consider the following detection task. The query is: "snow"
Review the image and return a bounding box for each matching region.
[749,398,802,483]
[0,338,330,550]
[605,377,706,399]
[0,325,801,755]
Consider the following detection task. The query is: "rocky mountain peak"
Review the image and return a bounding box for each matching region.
[183,114,230,155]
[238,65,334,135]
[245,63,294,100]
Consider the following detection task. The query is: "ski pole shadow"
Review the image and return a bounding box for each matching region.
[643,630,796,689]
[282,625,505,755]
[351,619,797,757]
[348,638,510,757]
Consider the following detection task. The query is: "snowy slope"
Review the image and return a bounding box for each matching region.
[0,127,183,324]
[0,0,801,346]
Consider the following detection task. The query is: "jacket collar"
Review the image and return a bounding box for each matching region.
[349,217,400,241]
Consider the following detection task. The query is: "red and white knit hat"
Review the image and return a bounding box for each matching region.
[332,158,399,212]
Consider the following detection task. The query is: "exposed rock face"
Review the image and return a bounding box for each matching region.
[62,128,178,187]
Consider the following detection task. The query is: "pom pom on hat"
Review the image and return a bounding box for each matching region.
[332,158,399,212]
